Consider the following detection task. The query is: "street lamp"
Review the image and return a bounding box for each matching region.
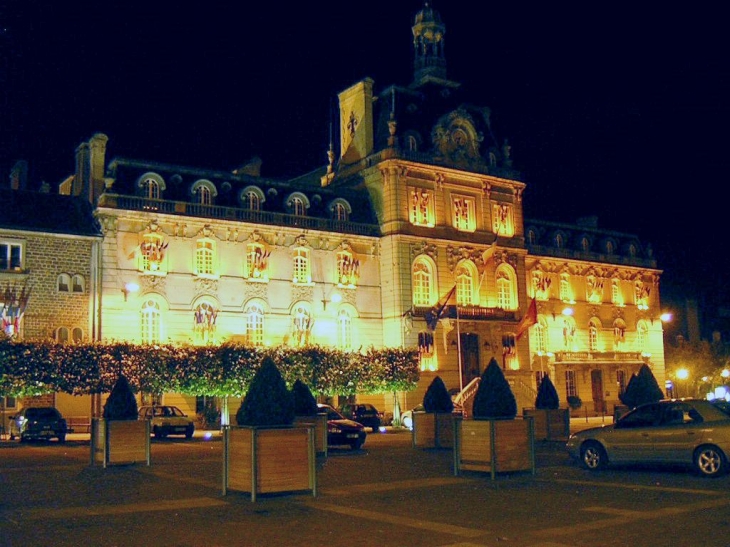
[676,368,689,398]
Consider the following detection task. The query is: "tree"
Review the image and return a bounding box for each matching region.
[422,376,454,413]
[619,364,664,408]
[292,379,318,416]
[102,373,138,420]
[534,375,560,410]
[472,358,517,419]
[236,357,295,426]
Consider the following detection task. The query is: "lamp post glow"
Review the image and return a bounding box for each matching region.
[676,368,689,398]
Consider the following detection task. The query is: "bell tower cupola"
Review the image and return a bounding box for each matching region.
[412,2,447,86]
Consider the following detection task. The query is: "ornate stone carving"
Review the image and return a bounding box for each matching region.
[139,274,166,293]
[194,277,218,296]
[292,283,314,302]
[245,281,267,300]
[411,241,438,260]
[446,245,482,272]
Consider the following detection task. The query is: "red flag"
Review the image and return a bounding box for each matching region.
[425,285,457,331]
[515,298,538,340]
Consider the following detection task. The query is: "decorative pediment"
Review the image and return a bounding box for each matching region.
[411,241,437,260]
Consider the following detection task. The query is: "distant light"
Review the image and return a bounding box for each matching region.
[125,282,139,293]
[331,293,342,304]
[562,307,574,316]
[677,368,689,380]
[721,369,730,379]
[203,432,213,441]
[660,312,673,322]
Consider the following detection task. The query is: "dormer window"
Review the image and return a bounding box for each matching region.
[241,186,265,211]
[286,192,310,217]
[137,173,166,200]
[330,199,351,222]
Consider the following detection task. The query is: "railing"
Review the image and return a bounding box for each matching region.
[412,306,517,322]
[98,194,380,237]
[553,351,643,362]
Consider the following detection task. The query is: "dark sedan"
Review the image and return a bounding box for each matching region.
[8,407,68,443]
[317,404,366,450]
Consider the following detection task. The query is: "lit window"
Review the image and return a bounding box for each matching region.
[410,188,434,226]
[535,318,548,353]
[337,309,352,349]
[292,197,306,216]
[246,243,269,280]
[562,318,576,350]
[57,274,71,292]
[637,320,649,352]
[613,320,626,350]
[533,271,552,300]
[635,280,650,310]
[241,186,264,211]
[246,303,264,346]
[452,196,476,232]
[588,319,600,351]
[559,274,572,303]
[412,257,434,306]
[331,200,351,222]
[492,203,514,237]
[611,278,623,305]
[565,370,577,398]
[495,265,517,310]
[72,275,85,293]
[418,331,436,371]
[455,263,475,306]
[194,302,218,344]
[195,185,212,205]
[292,247,311,284]
[141,299,162,343]
[586,275,603,304]
[195,239,215,277]
[0,241,23,271]
[337,251,359,286]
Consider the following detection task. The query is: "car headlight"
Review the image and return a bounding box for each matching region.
[330,427,342,434]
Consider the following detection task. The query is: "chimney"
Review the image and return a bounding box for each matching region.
[9,160,28,190]
[74,133,109,203]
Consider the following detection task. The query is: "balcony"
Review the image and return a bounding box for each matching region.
[414,305,518,322]
[97,194,380,237]
[553,351,644,363]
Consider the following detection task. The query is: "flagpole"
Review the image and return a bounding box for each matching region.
[456,303,463,394]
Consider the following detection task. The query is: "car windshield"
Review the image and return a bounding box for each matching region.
[25,408,59,419]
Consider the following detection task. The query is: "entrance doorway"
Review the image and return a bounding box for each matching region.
[460,333,480,389]
[591,369,606,414]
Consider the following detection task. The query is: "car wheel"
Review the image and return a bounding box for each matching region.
[58,434,66,443]
[580,441,607,470]
[350,440,363,450]
[694,445,727,477]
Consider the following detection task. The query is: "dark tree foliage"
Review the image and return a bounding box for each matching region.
[292,379,318,416]
[422,376,454,413]
[619,364,664,408]
[103,373,138,420]
[534,375,560,410]
[236,357,294,426]
[472,358,517,419]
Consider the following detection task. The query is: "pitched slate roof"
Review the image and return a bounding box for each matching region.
[0,189,102,237]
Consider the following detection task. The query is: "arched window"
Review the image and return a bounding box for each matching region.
[72,275,85,293]
[527,229,537,245]
[330,199,351,222]
[195,238,216,277]
[57,273,71,292]
[555,233,564,248]
[246,303,265,346]
[455,262,477,306]
[336,250,359,286]
[495,264,517,310]
[559,273,573,303]
[611,278,623,305]
[637,320,649,352]
[194,185,212,205]
[606,240,615,254]
[140,233,167,274]
[562,317,577,350]
[291,303,312,347]
[287,192,310,216]
[56,327,69,343]
[408,135,418,151]
[588,318,601,351]
[581,237,590,251]
[412,256,435,306]
[72,327,83,343]
[292,247,311,284]
[535,317,548,353]
[337,309,352,349]
[241,186,264,211]
[613,319,627,350]
[137,173,166,200]
[141,299,162,343]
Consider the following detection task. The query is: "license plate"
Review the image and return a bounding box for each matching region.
[346,433,359,439]
[40,430,52,436]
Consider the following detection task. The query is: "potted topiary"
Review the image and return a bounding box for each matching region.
[91,373,150,467]
[292,379,328,457]
[413,376,455,449]
[454,358,535,479]
[223,357,316,501]
[615,364,664,421]
[522,375,570,441]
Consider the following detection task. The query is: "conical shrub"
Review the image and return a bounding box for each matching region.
[292,379,318,416]
[236,356,295,426]
[103,373,138,420]
[423,376,454,413]
[472,358,517,419]
[619,364,664,408]
[534,375,560,410]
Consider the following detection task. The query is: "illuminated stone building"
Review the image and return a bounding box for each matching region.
[7,3,664,419]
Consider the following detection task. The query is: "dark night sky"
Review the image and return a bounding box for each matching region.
[2,1,729,318]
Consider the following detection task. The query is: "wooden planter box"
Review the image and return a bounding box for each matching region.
[91,418,150,468]
[454,416,535,479]
[223,425,316,501]
[522,408,570,441]
[412,411,454,448]
[294,413,328,456]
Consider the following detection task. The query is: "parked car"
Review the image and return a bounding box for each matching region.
[566,399,730,477]
[400,403,463,430]
[338,402,382,432]
[138,405,195,439]
[8,406,68,443]
[317,404,367,450]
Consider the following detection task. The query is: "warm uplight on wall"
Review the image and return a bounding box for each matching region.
[322,291,341,310]
[122,282,139,302]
